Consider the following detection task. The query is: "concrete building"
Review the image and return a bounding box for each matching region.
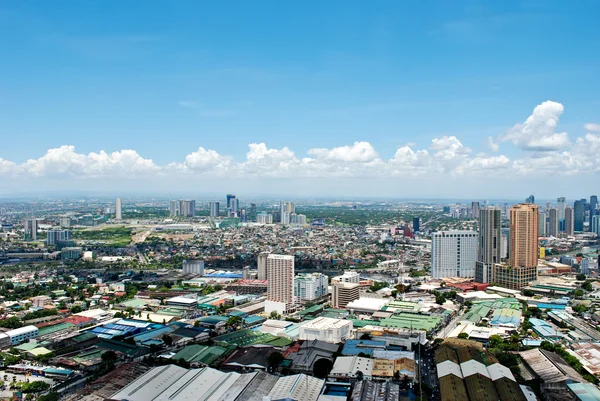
[493,263,538,290]
[23,218,37,241]
[332,282,360,308]
[294,273,328,302]
[179,200,196,217]
[7,326,38,345]
[169,200,179,216]
[257,251,269,281]
[592,215,600,236]
[538,211,547,236]
[548,208,559,237]
[257,213,273,224]
[299,317,353,343]
[574,199,585,232]
[509,204,538,269]
[431,231,478,278]
[265,254,294,314]
[475,207,502,284]
[59,216,71,228]
[61,247,83,261]
[116,198,122,220]
[47,229,71,246]
[557,197,566,231]
[209,201,220,217]
[333,271,361,284]
[182,259,204,275]
[564,206,575,236]
[226,194,238,217]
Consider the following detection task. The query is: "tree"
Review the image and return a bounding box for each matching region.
[313,358,333,379]
[576,273,586,281]
[101,350,118,366]
[582,281,593,292]
[523,289,535,297]
[20,381,50,393]
[227,316,243,330]
[457,333,469,339]
[70,305,83,313]
[359,333,372,340]
[268,351,284,368]
[355,370,364,381]
[162,334,173,346]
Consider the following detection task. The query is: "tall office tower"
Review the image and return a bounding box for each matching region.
[592,215,600,236]
[257,251,269,280]
[564,206,575,236]
[332,282,360,308]
[47,229,71,246]
[509,204,539,269]
[525,195,535,204]
[266,254,295,311]
[116,198,122,220]
[294,273,328,302]
[431,231,478,278]
[23,218,38,241]
[471,202,480,219]
[169,200,180,216]
[475,207,502,283]
[413,217,420,233]
[209,201,220,217]
[574,199,586,232]
[548,208,559,237]
[279,200,286,224]
[249,203,257,222]
[591,195,598,213]
[226,194,237,217]
[538,211,547,236]
[557,197,566,231]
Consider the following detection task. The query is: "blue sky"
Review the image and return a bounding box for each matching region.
[1,1,599,198]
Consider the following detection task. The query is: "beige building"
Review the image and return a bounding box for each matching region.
[509,203,539,269]
[257,251,269,281]
[266,254,294,308]
[332,282,360,308]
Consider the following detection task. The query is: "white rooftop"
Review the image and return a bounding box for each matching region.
[166,296,198,304]
[460,360,490,379]
[436,360,462,379]
[301,317,351,330]
[268,374,324,401]
[487,363,517,382]
[345,297,390,312]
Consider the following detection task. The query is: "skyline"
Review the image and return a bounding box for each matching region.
[1,1,599,196]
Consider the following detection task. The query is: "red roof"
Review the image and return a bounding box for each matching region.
[64,315,92,325]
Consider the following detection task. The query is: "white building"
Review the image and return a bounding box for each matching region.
[330,356,373,380]
[257,251,269,281]
[299,317,353,343]
[7,326,38,345]
[209,201,220,217]
[333,271,360,284]
[294,273,328,302]
[46,229,71,246]
[431,230,478,278]
[116,198,122,220]
[265,254,295,314]
[182,259,204,275]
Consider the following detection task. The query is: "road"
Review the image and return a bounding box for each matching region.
[435,308,465,339]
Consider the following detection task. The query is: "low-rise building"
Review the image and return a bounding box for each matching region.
[299,317,352,343]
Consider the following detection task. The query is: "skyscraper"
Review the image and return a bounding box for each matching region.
[23,218,37,241]
[591,195,598,212]
[538,211,547,236]
[525,195,535,204]
[592,215,600,236]
[226,194,237,217]
[257,251,269,280]
[548,208,559,237]
[179,200,196,217]
[557,197,566,231]
[116,198,122,220]
[266,254,295,313]
[475,207,502,283]
[413,217,420,233]
[471,202,480,220]
[279,200,286,224]
[574,199,586,232]
[509,204,539,269]
[169,200,179,216]
[565,206,575,236]
[249,203,257,222]
[209,201,220,217]
[286,202,295,214]
[431,231,478,278]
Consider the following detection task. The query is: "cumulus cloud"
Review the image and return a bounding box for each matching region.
[487,136,499,152]
[585,123,600,133]
[308,141,379,162]
[170,147,230,173]
[501,100,570,151]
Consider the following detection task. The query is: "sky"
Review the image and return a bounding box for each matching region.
[0,1,599,199]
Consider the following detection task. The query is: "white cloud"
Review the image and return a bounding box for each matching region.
[501,100,570,151]
[178,100,197,108]
[308,141,379,162]
[487,136,499,152]
[584,123,600,133]
[171,147,230,173]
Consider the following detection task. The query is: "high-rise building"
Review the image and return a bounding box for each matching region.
[226,194,238,217]
[116,198,122,220]
[413,217,420,233]
[591,195,598,217]
[209,201,220,217]
[182,259,204,275]
[564,206,575,236]
[592,215,600,236]
[249,203,257,222]
[47,229,71,246]
[281,211,291,225]
[333,271,360,284]
[279,200,286,224]
[179,200,196,217]
[475,207,502,284]
[548,208,559,237]
[525,195,535,204]
[471,202,480,220]
[294,273,328,302]
[266,254,295,312]
[23,218,37,241]
[431,231,478,278]
[509,203,539,269]
[286,202,295,214]
[59,217,71,228]
[169,200,179,216]
[538,211,547,236]
[257,213,273,224]
[257,252,269,281]
[332,282,360,308]
[557,197,566,231]
[574,199,586,232]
